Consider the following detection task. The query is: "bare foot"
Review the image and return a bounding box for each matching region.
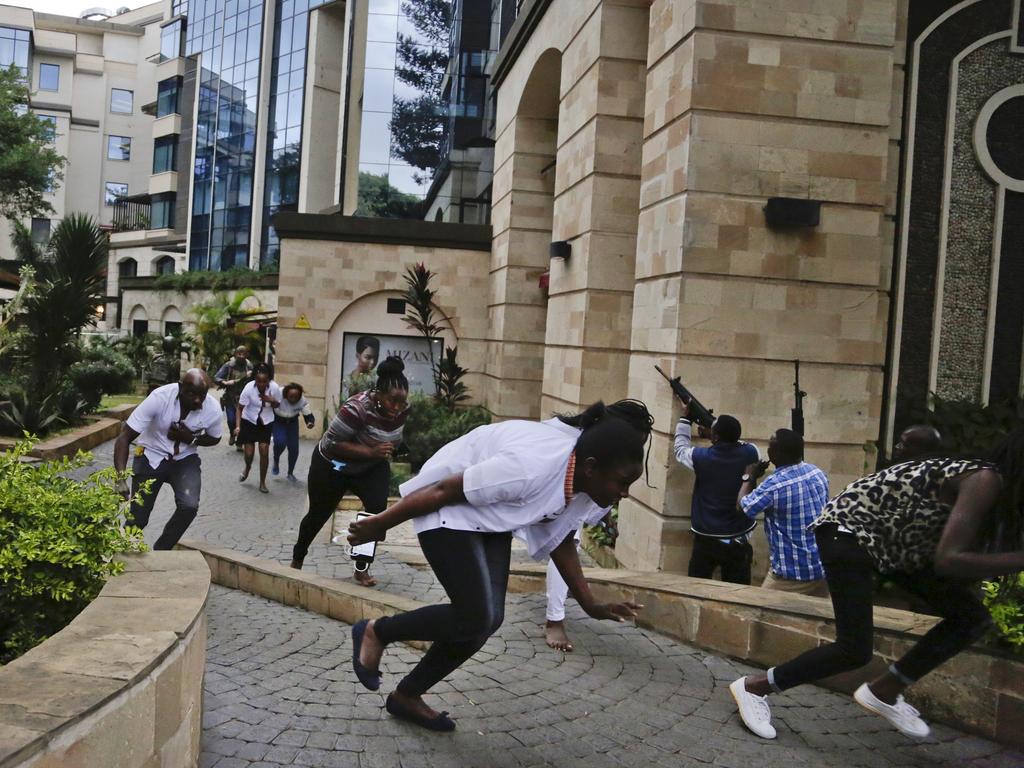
[359,619,384,672]
[545,620,574,652]
[354,569,377,587]
[388,690,442,721]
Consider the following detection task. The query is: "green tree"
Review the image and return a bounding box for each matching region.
[389,0,451,182]
[0,65,65,220]
[356,171,423,218]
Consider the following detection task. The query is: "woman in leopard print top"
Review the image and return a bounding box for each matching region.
[730,431,1024,742]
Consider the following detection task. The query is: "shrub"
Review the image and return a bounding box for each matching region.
[983,576,1024,654]
[402,393,490,471]
[0,439,145,663]
[66,356,135,413]
[389,463,413,497]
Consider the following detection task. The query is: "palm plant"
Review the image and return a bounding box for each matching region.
[190,289,263,369]
[1,215,107,434]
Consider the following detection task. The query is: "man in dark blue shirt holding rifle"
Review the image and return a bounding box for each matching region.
[658,367,760,584]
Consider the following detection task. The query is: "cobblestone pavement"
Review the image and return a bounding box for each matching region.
[75,436,1023,767]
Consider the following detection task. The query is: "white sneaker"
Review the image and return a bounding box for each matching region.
[854,683,930,738]
[730,677,777,739]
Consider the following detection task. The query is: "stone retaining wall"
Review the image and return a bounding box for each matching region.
[0,551,210,768]
[0,403,136,461]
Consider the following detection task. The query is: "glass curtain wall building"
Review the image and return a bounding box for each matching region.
[186,0,265,271]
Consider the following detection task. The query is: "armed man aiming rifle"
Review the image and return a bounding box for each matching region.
[657,366,760,584]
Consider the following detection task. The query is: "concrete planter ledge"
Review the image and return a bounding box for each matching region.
[0,550,210,767]
[505,563,1024,748]
[0,404,135,461]
[177,540,429,651]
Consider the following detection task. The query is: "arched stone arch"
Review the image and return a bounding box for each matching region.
[325,290,457,411]
[153,255,176,275]
[127,304,148,336]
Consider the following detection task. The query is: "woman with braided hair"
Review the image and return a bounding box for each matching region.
[731,426,1024,742]
[291,356,410,587]
[346,399,651,731]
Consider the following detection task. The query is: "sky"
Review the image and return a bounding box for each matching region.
[25,0,151,17]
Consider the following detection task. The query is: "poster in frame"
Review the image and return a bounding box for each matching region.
[341,331,440,399]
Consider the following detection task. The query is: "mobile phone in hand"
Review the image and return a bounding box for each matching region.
[349,512,376,563]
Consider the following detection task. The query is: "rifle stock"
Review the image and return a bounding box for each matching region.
[654,365,715,429]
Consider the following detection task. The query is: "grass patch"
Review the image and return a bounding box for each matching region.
[99,393,145,410]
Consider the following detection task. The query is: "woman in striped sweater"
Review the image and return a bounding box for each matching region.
[290,356,409,587]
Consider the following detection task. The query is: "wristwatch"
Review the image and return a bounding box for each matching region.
[741,473,753,483]
[189,428,206,446]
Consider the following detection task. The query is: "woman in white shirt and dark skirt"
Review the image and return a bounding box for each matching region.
[346,401,651,732]
[235,362,282,493]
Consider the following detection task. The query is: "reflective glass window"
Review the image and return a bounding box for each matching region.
[104,182,128,206]
[153,134,178,173]
[152,193,176,229]
[30,218,49,244]
[156,77,182,117]
[156,255,176,275]
[110,88,133,114]
[119,258,138,278]
[0,27,30,76]
[160,19,184,60]
[37,115,56,142]
[107,135,131,161]
[38,63,59,91]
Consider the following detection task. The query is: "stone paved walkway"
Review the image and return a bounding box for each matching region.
[76,436,1023,767]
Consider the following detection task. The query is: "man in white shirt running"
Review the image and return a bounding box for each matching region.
[113,369,223,549]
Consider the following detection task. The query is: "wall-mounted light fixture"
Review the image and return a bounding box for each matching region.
[549,240,571,262]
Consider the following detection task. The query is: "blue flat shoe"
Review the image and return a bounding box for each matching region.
[351,619,381,691]
[386,694,456,732]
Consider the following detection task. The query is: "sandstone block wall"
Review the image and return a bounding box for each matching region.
[0,551,209,768]
[616,0,900,573]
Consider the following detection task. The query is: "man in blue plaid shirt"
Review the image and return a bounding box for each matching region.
[736,429,830,597]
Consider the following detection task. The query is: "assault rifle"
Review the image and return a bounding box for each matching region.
[654,365,715,429]
[792,359,806,436]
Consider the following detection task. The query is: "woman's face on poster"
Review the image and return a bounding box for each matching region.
[356,346,378,373]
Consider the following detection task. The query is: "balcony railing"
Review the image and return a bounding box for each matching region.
[112,195,152,233]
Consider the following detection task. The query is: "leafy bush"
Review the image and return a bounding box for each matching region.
[983,576,1024,654]
[904,394,1024,458]
[402,393,490,471]
[389,463,413,497]
[585,508,618,548]
[66,355,135,412]
[0,387,64,436]
[0,440,145,663]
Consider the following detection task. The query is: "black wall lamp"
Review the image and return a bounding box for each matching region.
[549,240,571,262]
[763,197,821,229]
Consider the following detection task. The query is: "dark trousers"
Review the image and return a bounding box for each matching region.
[292,450,390,563]
[688,534,753,585]
[272,417,300,474]
[224,404,237,434]
[374,528,512,697]
[128,453,202,550]
[770,524,992,690]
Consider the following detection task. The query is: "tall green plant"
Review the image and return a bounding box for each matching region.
[0,439,145,662]
[190,289,263,369]
[403,262,444,391]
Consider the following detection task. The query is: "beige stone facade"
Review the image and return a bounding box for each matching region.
[277,0,911,578]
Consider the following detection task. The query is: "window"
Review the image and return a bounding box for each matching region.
[0,27,30,76]
[110,88,133,114]
[152,135,178,173]
[151,193,176,229]
[164,320,182,336]
[156,78,182,118]
[171,0,187,17]
[118,258,138,278]
[37,115,56,142]
[104,181,128,206]
[38,63,59,91]
[107,135,131,161]
[160,19,184,61]
[156,255,176,275]
[132,319,148,337]
[30,218,50,244]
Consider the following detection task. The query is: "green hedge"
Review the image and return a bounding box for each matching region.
[401,393,491,471]
[0,440,145,663]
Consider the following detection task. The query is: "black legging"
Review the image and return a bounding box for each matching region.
[374,527,512,697]
[770,524,992,691]
[292,449,390,563]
